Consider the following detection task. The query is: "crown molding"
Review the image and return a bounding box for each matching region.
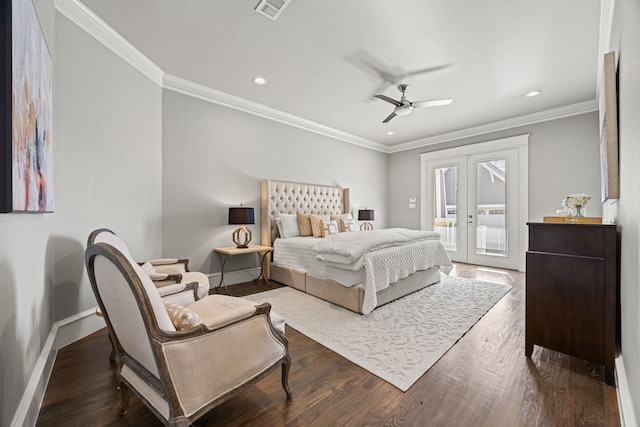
[389,99,598,153]
[54,0,164,86]
[162,74,390,153]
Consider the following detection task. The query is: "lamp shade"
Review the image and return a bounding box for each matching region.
[228,207,255,225]
[358,209,375,221]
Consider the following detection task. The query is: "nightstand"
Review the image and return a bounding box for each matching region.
[214,245,273,295]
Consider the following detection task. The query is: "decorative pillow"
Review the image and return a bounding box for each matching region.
[310,214,331,237]
[341,218,357,232]
[275,217,284,238]
[163,301,202,330]
[276,214,301,239]
[331,213,354,232]
[140,261,157,275]
[296,213,313,236]
[322,219,339,237]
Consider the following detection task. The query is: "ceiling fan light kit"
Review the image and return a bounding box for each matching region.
[395,106,413,116]
[374,84,453,123]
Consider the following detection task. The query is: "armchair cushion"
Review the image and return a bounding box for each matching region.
[164,302,203,330]
[188,295,257,329]
[188,295,286,335]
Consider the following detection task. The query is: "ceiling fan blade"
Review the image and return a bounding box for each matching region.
[411,99,454,108]
[400,63,452,79]
[374,94,402,107]
[382,112,397,123]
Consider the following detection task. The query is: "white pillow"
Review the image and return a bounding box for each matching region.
[276,214,301,239]
[341,218,357,232]
[331,213,353,232]
[323,219,339,236]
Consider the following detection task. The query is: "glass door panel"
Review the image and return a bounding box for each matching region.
[425,157,467,263]
[434,166,458,251]
[467,149,519,269]
[475,159,507,256]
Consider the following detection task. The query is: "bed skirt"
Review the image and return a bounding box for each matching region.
[269,264,442,314]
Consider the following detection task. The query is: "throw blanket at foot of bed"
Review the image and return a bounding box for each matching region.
[314,228,442,269]
[315,228,453,314]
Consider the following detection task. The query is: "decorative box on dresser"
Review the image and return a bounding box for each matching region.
[525,222,619,385]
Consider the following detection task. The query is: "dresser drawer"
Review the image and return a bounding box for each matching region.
[528,223,605,258]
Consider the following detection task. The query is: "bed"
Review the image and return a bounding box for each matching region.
[260,180,453,314]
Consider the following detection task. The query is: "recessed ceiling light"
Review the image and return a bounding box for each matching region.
[253,76,268,85]
[386,131,395,135]
[526,90,542,97]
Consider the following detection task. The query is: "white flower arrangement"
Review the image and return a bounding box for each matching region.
[562,193,591,209]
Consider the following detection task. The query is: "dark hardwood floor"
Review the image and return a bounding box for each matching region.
[36,263,621,426]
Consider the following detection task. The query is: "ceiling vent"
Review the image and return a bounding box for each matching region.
[255,0,291,21]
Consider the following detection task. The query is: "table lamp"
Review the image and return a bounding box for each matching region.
[228,206,255,248]
[358,208,374,231]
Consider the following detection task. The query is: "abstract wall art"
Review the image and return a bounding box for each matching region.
[1,0,53,213]
[599,51,619,204]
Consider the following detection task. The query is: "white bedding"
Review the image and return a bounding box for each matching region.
[273,237,364,286]
[274,229,453,314]
[314,228,442,270]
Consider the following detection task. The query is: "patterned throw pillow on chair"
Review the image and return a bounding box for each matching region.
[140,261,157,275]
[163,302,203,330]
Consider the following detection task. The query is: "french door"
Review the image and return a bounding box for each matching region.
[421,136,528,271]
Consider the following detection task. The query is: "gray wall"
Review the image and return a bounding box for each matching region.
[53,13,164,317]
[388,112,602,229]
[161,89,389,274]
[615,0,640,419]
[1,5,163,425]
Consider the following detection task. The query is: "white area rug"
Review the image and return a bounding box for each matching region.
[244,275,512,391]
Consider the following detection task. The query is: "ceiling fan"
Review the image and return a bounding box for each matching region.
[374,84,453,123]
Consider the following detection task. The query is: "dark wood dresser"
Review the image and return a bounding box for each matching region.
[525,222,619,385]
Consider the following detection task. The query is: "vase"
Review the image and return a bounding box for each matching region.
[574,206,584,217]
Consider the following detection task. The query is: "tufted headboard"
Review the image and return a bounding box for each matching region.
[261,180,351,246]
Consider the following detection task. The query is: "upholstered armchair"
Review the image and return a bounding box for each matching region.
[85,237,292,426]
[87,229,210,304]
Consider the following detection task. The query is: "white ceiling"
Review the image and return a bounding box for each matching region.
[77,0,602,151]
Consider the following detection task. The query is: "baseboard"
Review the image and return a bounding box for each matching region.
[616,355,638,427]
[207,267,261,291]
[54,307,106,350]
[10,308,105,427]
